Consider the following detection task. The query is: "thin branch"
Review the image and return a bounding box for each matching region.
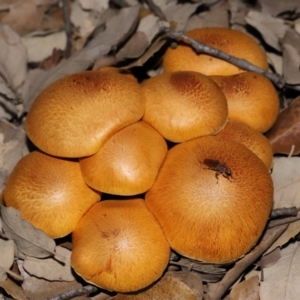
[45,285,100,300]
[160,26,285,89]
[205,224,288,300]
[61,0,72,58]
[0,70,23,105]
[270,206,299,219]
[144,0,167,21]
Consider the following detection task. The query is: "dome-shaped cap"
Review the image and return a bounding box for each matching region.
[71,199,170,292]
[163,27,268,76]
[3,151,100,239]
[79,121,168,195]
[210,72,279,133]
[217,119,274,170]
[145,136,273,263]
[26,70,145,157]
[142,71,228,142]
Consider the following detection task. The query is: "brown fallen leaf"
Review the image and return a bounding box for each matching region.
[111,271,203,300]
[0,278,28,300]
[266,96,300,155]
[229,275,260,300]
[256,248,281,269]
[0,206,56,258]
[0,239,14,281]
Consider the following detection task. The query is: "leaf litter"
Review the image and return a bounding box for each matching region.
[0,0,300,299]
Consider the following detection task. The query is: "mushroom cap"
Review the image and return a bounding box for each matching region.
[145,136,273,263]
[210,72,280,133]
[142,71,228,142]
[217,119,274,170]
[3,151,100,239]
[79,121,168,195]
[26,70,145,158]
[71,199,170,292]
[163,27,269,76]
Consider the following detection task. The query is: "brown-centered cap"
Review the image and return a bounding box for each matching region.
[3,151,100,239]
[145,136,273,263]
[210,72,280,133]
[217,119,274,170]
[26,69,145,158]
[142,71,228,142]
[79,121,168,195]
[71,199,170,292]
[163,27,269,76]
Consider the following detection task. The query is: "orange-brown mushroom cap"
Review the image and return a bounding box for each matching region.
[217,119,274,170]
[145,136,273,263]
[79,121,168,195]
[142,71,228,142]
[210,72,280,133]
[71,199,170,292]
[3,151,100,239]
[26,70,145,158]
[163,27,268,76]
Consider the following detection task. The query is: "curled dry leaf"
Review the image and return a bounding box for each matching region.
[0,239,15,282]
[0,278,28,300]
[23,246,75,281]
[229,275,259,300]
[0,206,56,258]
[260,241,300,300]
[266,96,300,155]
[111,271,203,300]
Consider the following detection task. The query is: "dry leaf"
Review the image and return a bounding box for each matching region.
[0,120,27,191]
[282,44,300,85]
[257,248,281,269]
[22,5,140,111]
[259,0,300,16]
[0,206,56,258]
[18,260,82,300]
[111,271,203,299]
[229,275,259,300]
[23,246,75,281]
[0,239,14,281]
[266,96,300,155]
[0,278,28,300]
[260,241,300,300]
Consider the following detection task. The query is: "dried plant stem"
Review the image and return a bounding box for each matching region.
[46,285,100,300]
[205,224,288,300]
[270,206,299,219]
[62,0,72,58]
[160,26,285,89]
[0,70,23,105]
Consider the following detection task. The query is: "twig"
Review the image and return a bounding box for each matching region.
[160,26,285,89]
[205,224,288,300]
[0,70,23,105]
[45,285,100,300]
[268,214,300,228]
[270,206,299,219]
[144,0,167,21]
[61,0,72,58]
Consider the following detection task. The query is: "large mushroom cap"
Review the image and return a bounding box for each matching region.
[217,119,274,170]
[142,71,228,142]
[26,70,145,158]
[3,151,100,239]
[71,199,170,292]
[145,136,273,263]
[163,27,268,76]
[210,72,280,133]
[79,121,168,195]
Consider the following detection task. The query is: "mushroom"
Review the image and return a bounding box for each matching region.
[3,151,100,239]
[210,72,280,133]
[79,121,168,195]
[71,199,170,292]
[145,136,273,263]
[26,69,145,158]
[217,119,274,170]
[142,71,228,142]
[163,27,268,76]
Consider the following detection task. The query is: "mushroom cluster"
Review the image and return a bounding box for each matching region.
[3,27,278,292]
